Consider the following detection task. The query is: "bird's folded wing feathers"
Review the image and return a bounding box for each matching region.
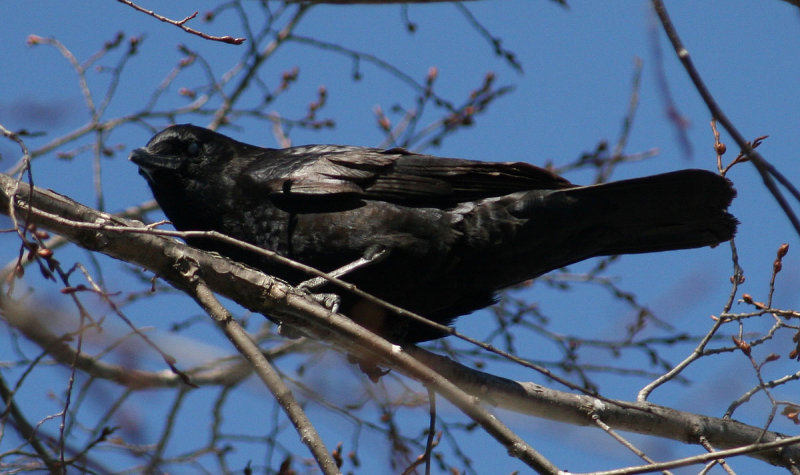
[244,147,573,206]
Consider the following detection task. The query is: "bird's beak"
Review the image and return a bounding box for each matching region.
[129,148,183,183]
[128,148,182,171]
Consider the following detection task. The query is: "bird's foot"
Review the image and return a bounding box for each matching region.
[308,292,341,313]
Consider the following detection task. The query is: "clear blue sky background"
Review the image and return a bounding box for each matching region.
[2,1,799,474]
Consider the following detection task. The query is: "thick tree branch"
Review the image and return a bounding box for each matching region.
[409,348,800,470]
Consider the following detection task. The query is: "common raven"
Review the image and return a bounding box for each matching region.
[130,124,737,343]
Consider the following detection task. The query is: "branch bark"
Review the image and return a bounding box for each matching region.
[409,348,800,470]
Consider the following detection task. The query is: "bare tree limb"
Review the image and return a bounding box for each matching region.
[408,348,800,470]
[208,4,309,129]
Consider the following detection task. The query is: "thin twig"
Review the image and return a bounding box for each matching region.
[425,387,436,475]
[591,414,672,475]
[116,0,245,44]
[568,434,800,475]
[697,436,736,475]
[637,239,743,402]
[209,4,309,128]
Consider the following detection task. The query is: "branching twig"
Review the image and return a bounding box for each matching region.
[116,0,245,44]
[591,414,671,475]
[209,4,309,129]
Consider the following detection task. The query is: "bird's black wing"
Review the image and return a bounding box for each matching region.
[241,145,573,208]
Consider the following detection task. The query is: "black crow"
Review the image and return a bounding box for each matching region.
[130,124,737,343]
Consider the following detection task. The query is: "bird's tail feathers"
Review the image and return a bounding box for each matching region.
[549,169,737,255]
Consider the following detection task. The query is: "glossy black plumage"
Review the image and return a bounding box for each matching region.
[130,124,737,343]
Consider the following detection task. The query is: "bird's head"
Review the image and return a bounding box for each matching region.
[129,124,263,231]
[129,124,245,185]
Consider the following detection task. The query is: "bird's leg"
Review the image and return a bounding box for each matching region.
[281,247,389,340]
[297,246,389,292]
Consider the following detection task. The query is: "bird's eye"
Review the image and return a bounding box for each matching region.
[186,141,201,157]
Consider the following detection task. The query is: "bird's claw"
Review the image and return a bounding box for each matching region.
[308,292,341,313]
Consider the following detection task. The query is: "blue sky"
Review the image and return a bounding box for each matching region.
[2,1,800,473]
